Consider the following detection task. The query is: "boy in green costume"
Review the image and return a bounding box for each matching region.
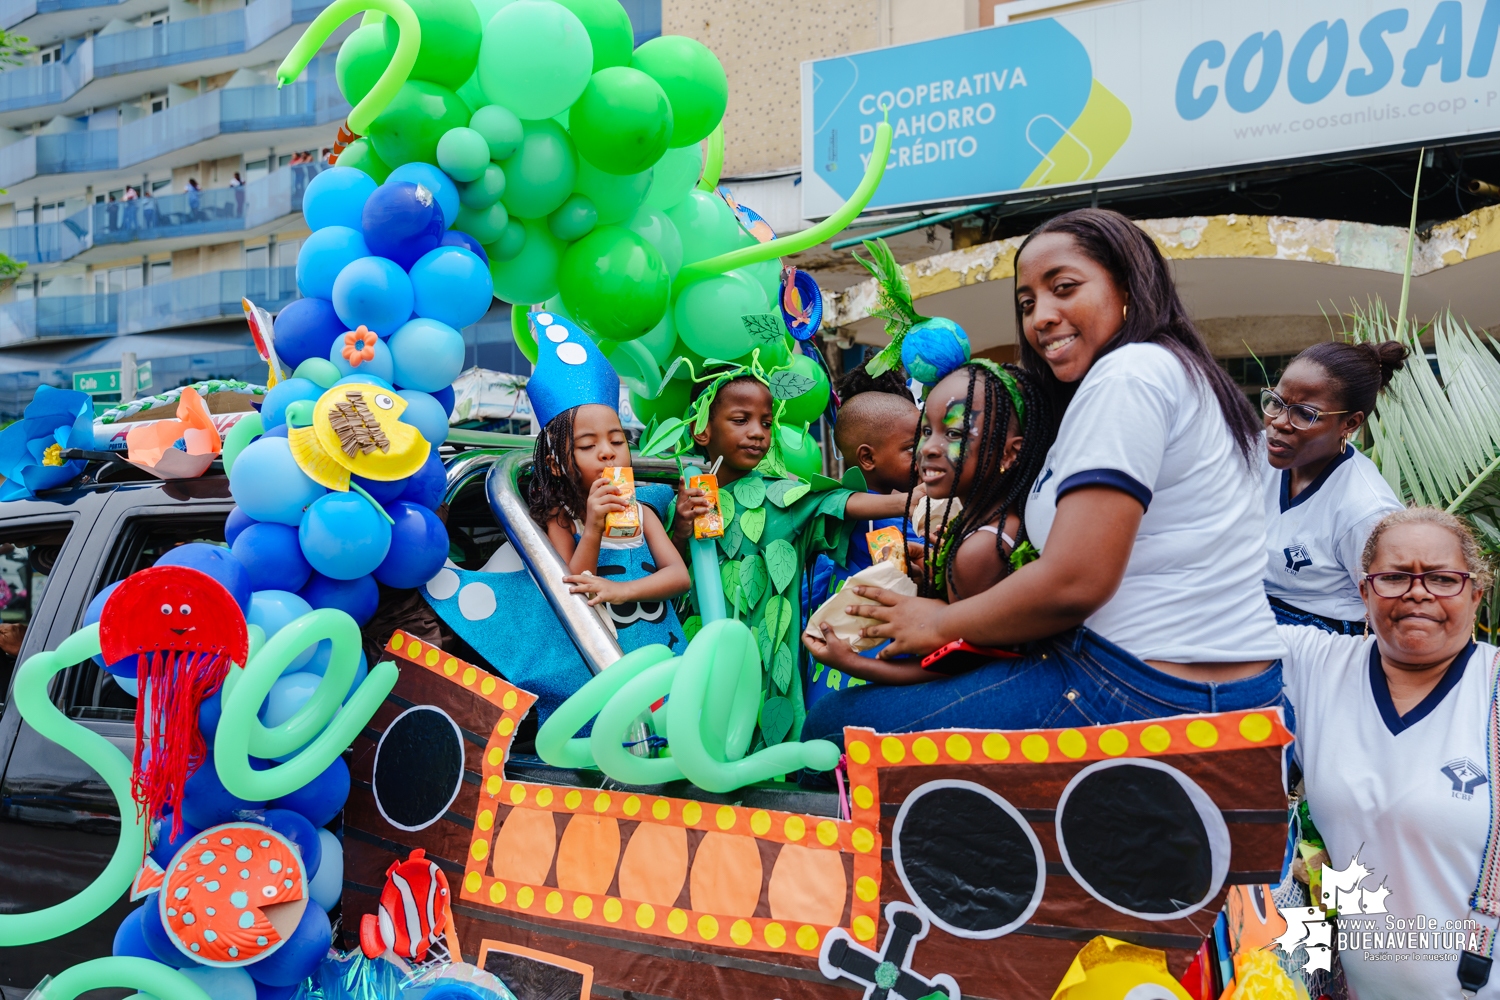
[643,357,909,749]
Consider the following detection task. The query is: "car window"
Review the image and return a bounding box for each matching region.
[62,513,229,723]
[0,523,73,712]
[446,469,508,569]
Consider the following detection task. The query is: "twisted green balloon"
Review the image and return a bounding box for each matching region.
[277,0,421,134]
[33,958,211,1000]
[216,608,397,801]
[536,643,675,770]
[696,122,724,193]
[0,624,145,946]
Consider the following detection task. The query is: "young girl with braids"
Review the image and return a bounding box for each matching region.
[801,360,1052,684]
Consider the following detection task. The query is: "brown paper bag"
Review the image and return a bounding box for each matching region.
[803,559,917,653]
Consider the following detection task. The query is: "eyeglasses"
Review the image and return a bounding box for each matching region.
[1363,570,1473,598]
[1260,388,1350,431]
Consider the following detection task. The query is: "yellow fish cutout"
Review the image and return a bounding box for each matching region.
[312,383,430,482]
[288,423,352,491]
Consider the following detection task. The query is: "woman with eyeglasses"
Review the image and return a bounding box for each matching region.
[1262,341,1407,634]
[1281,507,1495,1000]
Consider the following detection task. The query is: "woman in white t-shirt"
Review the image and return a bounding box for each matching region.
[1280,507,1497,1000]
[1262,340,1406,634]
[804,208,1286,740]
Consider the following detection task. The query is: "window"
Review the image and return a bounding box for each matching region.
[0,524,72,710]
[93,266,136,294]
[152,179,171,193]
[38,46,61,65]
[274,239,300,268]
[63,514,230,722]
[244,244,268,270]
[244,158,268,183]
[150,260,171,283]
[150,97,167,114]
[13,206,30,226]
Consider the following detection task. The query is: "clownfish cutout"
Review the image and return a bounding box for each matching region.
[159,822,308,966]
[288,382,430,490]
[100,565,249,838]
[359,847,451,963]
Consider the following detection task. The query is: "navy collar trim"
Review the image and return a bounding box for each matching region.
[1369,639,1476,736]
[1281,443,1355,513]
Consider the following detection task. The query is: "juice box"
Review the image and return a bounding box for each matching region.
[690,474,724,539]
[602,467,640,538]
[866,525,906,572]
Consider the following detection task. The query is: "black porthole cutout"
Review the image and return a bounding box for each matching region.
[373,705,466,832]
[891,780,1045,939]
[1055,759,1231,921]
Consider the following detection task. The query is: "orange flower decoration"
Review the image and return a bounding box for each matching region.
[342,326,378,367]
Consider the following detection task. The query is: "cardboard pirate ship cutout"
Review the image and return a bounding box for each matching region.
[345,633,1292,1000]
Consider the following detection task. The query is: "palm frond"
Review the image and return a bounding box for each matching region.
[850,238,926,376]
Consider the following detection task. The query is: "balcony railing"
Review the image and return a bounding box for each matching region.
[92,159,324,245]
[119,265,297,333]
[0,36,91,113]
[94,0,327,77]
[0,291,117,345]
[1,0,131,30]
[0,207,89,264]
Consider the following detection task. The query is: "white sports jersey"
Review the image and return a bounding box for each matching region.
[1263,446,1402,622]
[1024,343,1284,663]
[1281,625,1500,1000]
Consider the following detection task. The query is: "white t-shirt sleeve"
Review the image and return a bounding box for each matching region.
[1047,356,1176,510]
[1277,623,1334,706]
[1336,508,1386,594]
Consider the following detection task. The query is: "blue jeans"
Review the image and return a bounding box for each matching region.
[802,626,1289,743]
[1268,597,1366,636]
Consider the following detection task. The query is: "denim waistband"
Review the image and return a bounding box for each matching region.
[1060,625,1286,713]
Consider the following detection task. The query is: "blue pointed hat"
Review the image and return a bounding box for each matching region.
[526,310,620,429]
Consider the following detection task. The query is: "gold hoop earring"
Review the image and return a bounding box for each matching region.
[1121,304,1128,320]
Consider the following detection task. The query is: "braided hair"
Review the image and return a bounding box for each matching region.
[527,405,587,529]
[905,362,1054,600]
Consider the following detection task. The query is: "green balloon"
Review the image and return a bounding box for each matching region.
[470,0,513,27]
[335,136,391,183]
[456,200,510,243]
[489,216,566,303]
[292,357,340,388]
[460,162,506,209]
[631,35,728,147]
[457,70,488,112]
[569,66,673,175]
[437,126,491,181]
[664,188,742,265]
[382,0,481,91]
[574,159,650,225]
[549,193,598,241]
[639,308,676,365]
[669,334,708,380]
[778,352,831,426]
[643,145,702,208]
[221,411,263,475]
[744,257,782,309]
[499,118,578,219]
[778,422,825,480]
[367,80,470,168]
[630,377,690,425]
[335,24,388,106]
[470,104,523,160]
[555,0,634,71]
[558,226,669,341]
[744,332,791,371]
[490,218,527,261]
[628,205,682,275]
[673,270,766,359]
[479,0,594,120]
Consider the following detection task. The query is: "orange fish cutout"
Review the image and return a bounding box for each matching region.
[125,387,222,480]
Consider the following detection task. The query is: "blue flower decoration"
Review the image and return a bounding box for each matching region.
[0,385,95,500]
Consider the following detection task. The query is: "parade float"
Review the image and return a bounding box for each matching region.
[0,2,1315,999]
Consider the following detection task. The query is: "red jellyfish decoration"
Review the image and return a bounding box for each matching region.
[100,565,250,839]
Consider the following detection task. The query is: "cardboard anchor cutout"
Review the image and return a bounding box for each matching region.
[819,902,960,1000]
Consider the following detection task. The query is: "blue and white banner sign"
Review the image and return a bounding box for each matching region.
[801,0,1500,216]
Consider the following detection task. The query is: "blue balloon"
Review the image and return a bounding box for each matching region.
[269,756,349,828]
[303,166,377,231]
[262,807,321,877]
[234,524,313,595]
[255,982,300,1000]
[298,572,379,626]
[298,492,392,580]
[155,542,252,613]
[387,163,459,232]
[389,317,465,392]
[333,373,396,392]
[246,590,316,670]
[362,181,445,271]
[374,501,449,589]
[84,580,126,672]
[274,298,347,371]
[409,246,493,330]
[351,473,405,504]
[259,671,320,755]
[260,378,324,430]
[113,905,158,961]
[225,506,255,546]
[137,894,192,968]
[398,389,449,445]
[307,830,343,911]
[301,642,366,682]
[180,758,266,829]
[441,228,488,265]
[231,438,326,527]
[331,255,414,337]
[296,226,369,301]
[198,689,223,740]
[261,424,289,440]
[245,901,331,987]
[433,383,456,416]
[398,449,446,510]
[179,967,257,1000]
[149,816,202,870]
[328,325,397,384]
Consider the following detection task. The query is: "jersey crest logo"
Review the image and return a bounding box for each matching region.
[1283,544,1312,572]
[1442,757,1489,799]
